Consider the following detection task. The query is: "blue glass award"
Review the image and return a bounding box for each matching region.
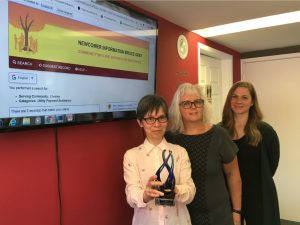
[155,149,175,206]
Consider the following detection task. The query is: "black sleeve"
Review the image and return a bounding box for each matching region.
[260,122,280,176]
[217,126,238,163]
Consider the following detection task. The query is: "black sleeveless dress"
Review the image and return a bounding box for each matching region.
[234,136,262,225]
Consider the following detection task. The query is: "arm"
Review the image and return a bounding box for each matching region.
[123,151,147,208]
[174,147,196,204]
[223,156,242,225]
[261,123,280,176]
[123,151,163,208]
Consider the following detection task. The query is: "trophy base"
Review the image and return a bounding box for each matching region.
[155,197,175,206]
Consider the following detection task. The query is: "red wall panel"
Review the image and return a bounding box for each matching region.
[0,128,60,225]
[154,19,241,104]
[155,20,198,104]
[57,120,143,225]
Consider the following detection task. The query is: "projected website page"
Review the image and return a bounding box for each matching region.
[0,0,157,128]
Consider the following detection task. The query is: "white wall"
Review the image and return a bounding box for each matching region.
[241,53,300,222]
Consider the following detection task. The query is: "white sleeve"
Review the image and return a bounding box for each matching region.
[123,150,147,208]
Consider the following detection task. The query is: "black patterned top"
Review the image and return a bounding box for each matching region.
[166,125,238,225]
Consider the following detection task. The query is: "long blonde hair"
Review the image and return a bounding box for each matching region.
[222,81,263,146]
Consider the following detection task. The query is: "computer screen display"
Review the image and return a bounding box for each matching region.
[0,0,157,132]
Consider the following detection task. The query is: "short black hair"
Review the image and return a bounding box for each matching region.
[136,95,168,121]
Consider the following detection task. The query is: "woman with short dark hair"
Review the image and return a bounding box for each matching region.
[124,94,196,225]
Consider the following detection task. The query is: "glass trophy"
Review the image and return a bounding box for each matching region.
[155,149,175,206]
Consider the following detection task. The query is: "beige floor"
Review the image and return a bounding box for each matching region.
[281,219,300,225]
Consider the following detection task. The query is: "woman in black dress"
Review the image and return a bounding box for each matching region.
[221,81,280,225]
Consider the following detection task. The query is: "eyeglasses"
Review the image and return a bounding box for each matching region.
[180,99,204,109]
[143,116,168,124]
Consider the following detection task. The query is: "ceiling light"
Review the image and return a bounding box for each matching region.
[193,10,300,37]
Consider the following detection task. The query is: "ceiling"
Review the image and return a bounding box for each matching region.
[128,1,300,53]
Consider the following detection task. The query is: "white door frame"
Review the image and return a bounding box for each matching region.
[197,43,233,105]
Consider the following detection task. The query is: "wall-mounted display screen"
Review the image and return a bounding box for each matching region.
[0,0,157,132]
